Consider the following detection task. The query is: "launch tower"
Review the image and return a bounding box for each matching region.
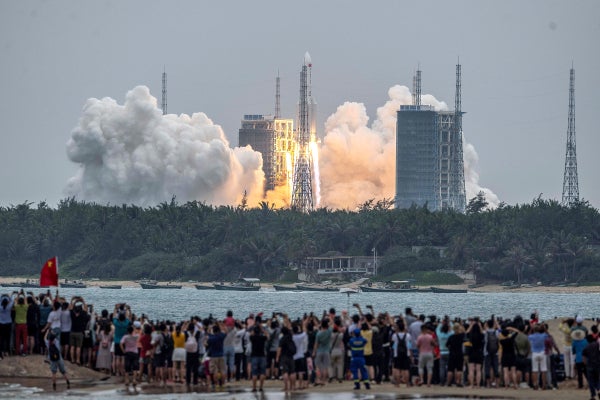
[562,66,579,206]
[291,52,315,212]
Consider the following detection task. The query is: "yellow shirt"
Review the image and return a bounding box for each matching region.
[14,303,28,324]
[361,329,373,356]
[172,331,185,348]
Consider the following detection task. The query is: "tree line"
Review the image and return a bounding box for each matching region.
[0,193,598,285]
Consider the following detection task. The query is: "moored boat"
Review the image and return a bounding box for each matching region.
[1,280,49,288]
[194,284,214,290]
[61,280,87,288]
[359,280,419,293]
[272,284,300,291]
[99,284,122,289]
[430,286,468,294]
[140,282,182,289]
[214,278,261,291]
[295,284,339,292]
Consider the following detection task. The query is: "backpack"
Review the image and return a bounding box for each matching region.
[396,333,407,357]
[184,332,198,353]
[162,333,174,354]
[49,341,61,361]
[486,330,499,354]
[282,335,296,357]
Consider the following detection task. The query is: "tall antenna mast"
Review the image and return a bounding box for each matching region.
[415,66,422,107]
[161,67,167,115]
[275,71,281,119]
[453,60,466,212]
[562,65,579,206]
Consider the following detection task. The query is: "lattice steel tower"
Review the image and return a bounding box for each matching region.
[451,62,467,212]
[291,52,314,212]
[275,71,281,119]
[161,67,167,115]
[562,66,579,206]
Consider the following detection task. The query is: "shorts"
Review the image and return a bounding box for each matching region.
[280,356,295,374]
[418,353,434,374]
[531,352,547,372]
[114,343,124,357]
[393,355,410,370]
[267,350,277,366]
[294,357,307,374]
[27,324,37,337]
[140,356,152,365]
[50,359,66,375]
[468,350,484,365]
[172,348,186,362]
[447,354,464,372]
[125,352,139,373]
[153,352,166,369]
[209,357,225,375]
[60,332,70,346]
[516,355,530,373]
[251,356,267,376]
[69,332,84,348]
[364,354,374,366]
[314,352,330,371]
[501,354,517,369]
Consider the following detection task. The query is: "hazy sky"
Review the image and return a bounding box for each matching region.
[1,0,599,208]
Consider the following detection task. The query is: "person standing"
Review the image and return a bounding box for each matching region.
[582,334,600,400]
[436,316,452,386]
[446,322,465,387]
[59,301,71,360]
[69,297,89,365]
[528,324,549,390]
[45,331,70,391]
[206,321,227,389]
[95,323,113,374]
[348,328,370,390]
[112,304,131,378]
[120,325,140,391]
[171,324,186,383]
[184,322,200,388]
[276,325,296,392]
[483,318,500,388]
[25,294,40,355]
[391,319,412,387]
[416,324,437,387]
[38,295,52,356]
[329,324,346,383]
[0,293,14,358]
[13,291,29,356]
[313,319,332,386]
[466,318,484,389]
[249,324,268,392]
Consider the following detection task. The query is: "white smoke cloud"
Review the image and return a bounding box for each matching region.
[319,84,498,210]
[65,86,265,206]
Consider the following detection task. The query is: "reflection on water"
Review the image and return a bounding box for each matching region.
[0,383,520,400]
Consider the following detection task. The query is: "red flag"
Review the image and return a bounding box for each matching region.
[40,257,58,287]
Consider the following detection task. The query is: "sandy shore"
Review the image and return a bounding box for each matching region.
[2,276,600,294]
[0,354,593,399]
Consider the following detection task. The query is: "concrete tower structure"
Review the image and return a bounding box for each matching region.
[395,66,466,212]
[291,52,315,212]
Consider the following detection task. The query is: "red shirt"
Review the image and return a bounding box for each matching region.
[139,333,153,357]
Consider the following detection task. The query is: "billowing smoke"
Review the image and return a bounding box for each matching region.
[319,84,498,209]
[65,86,265,206]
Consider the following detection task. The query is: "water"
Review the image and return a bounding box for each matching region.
[46,287,598,322]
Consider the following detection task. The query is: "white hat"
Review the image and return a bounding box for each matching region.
[576,316,584,324]
[133,320,142,328]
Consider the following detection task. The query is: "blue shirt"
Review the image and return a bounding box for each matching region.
[572,339,588,363]
[0,296,14,324]
[113,318,130,344]
[528,333,547,353]
[207,332,226,357]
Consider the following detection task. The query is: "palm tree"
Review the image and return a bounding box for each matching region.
[502,245,532,285]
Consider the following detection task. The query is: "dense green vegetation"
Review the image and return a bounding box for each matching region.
[0,193,598,285]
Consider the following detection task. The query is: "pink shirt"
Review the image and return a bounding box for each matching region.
[416,333,435,354]
[121,334,139,353]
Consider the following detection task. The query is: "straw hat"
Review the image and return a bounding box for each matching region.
[571,329,586,341]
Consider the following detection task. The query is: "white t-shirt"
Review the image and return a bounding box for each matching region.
[391,332,412,358]
[48,309,62,330]
[292,332,307,360]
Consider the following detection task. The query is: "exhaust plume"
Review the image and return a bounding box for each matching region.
[65,86,265,206]
[319,85,498,209]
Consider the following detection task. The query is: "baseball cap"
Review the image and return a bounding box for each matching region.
[133,320,142,328]
[353,328,361,336]
[576,316,583,323]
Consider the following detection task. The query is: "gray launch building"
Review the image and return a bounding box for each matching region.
[395,66,466,212]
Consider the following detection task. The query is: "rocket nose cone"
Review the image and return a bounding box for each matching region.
[304,52,312,66]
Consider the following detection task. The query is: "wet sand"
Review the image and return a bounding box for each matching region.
[0,355,593,399]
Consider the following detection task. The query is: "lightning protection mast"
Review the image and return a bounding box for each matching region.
[562,66,579,206]
[161,67,167,115]
[452,62,467,212]
[291,52,314,212]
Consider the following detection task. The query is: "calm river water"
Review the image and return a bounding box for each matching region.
[45,287,598,322]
